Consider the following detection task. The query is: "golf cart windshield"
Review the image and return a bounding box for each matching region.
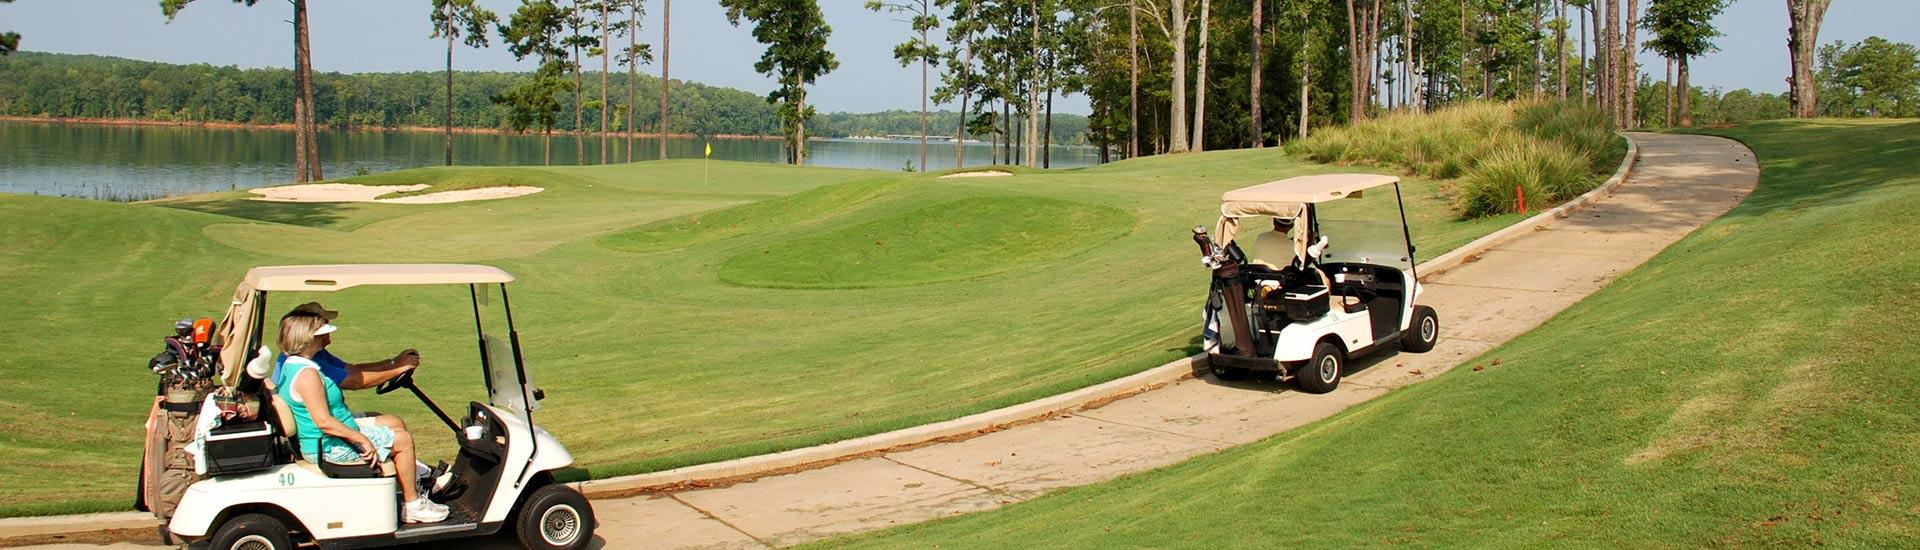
[1318,220,1414,271]
[472,283,539,414]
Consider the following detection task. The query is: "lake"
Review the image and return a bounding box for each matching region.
[0,121,1101,200]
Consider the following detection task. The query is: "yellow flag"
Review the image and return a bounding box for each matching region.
[704,142,712,158]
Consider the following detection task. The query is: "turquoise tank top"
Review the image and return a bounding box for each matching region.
[277,355,362,460]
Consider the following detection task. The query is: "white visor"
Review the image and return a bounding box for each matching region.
[314,323,339,336]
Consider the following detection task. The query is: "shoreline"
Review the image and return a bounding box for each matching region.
[0,115,786,141]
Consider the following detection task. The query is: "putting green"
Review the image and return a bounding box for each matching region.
[719,196,1135,289]
[1,147,1531,516]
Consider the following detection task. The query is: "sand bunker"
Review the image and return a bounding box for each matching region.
[939,170,1014,179]
[250,183,429,202]
[249,183,543,204]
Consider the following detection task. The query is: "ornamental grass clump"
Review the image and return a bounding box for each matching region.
[1455,141,1596,218]
[1287,100,1617,219]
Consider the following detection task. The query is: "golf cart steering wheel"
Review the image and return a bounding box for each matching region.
[375,369,416,395]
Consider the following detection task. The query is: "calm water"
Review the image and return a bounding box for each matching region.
[0,121,1100,199]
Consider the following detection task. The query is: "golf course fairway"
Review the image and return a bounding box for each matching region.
[1,142,1547,516]
[825,119,1920,546]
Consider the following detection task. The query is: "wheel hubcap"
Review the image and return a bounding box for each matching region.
[232,534,273,550]
[1319,356,1339,383]
[540,504,581,546]
[1420,316,1437,342]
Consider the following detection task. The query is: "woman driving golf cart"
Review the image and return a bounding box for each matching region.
[270,302,419,392]
[277,311,449,524]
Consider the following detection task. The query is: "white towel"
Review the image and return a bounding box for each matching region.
[183,394,223,475]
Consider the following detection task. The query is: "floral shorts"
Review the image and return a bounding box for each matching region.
[321,424,395,464]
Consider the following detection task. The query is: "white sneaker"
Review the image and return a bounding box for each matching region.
[403,497,450,523]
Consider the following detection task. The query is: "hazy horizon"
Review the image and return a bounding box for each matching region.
[2,1,1916,116]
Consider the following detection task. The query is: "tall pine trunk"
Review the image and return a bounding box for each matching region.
[1622,0,1638,128]
[1556,0,1567,99]
[1664,57,1674,126]
[1169,0,1189,152]
[1299,30,1311,138]
[599,2,609,165]
[1677,55,1691,127]
[919,25,929,172]
[444,4,455,166]
[796,77,808,165]
[1250,0,1262,148]
[1579,3,1588,106]
[659,0,671,159]
[1606,0,1621,127]
[627,4,637,163]
[292,2,309,182]
[1532,0,1543,98]
[295,0,320,181]
[1043,75,1054,168]
[1128,0,1140,158]
[1786,0,1828,117]
[957,32,972,167]
[1193,0,1209,152]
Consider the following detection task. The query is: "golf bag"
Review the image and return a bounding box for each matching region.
[135,319,220,525]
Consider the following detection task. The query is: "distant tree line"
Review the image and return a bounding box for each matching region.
[0,52,778,135]
[0,52,1095,145]
[815,109,1089,145]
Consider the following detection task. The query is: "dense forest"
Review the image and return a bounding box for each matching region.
[0,52,1091,143]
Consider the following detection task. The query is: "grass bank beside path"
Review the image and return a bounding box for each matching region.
[826,119,1920,547]
[2,141,1524,516]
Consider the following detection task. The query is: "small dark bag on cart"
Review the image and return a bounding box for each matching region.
[203,420,279,476]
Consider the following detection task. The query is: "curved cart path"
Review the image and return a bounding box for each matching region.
[9,133,1756,549]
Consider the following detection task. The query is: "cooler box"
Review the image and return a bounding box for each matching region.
[1283,285,1330,321]
[203,420,278,476]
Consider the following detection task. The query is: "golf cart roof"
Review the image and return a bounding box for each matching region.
[243,264,515,292]
[1222,173,1399,207]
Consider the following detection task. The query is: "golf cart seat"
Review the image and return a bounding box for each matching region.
[264,381,394,479]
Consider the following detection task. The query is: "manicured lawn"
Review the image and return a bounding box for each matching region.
[824,119,1920,547]
[1,144,1527,515]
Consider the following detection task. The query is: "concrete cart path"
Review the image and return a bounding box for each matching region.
[12,133,1757,550]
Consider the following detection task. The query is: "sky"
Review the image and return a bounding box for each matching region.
[3,1,1917,116]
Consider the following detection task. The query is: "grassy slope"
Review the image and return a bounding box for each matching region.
[1,147,1520,516]
[828,119,1920,547]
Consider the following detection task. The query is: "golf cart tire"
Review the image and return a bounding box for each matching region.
[516,484,596,550]
[1401,305,1439,353]
[208,513,293,550]
[1294,341,1344,394]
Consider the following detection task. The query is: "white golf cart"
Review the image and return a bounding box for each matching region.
[1192,174,1440,393]
[168,264,595,550]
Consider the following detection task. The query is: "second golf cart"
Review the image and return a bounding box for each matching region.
[1192,174,1440,392]
[165,264,596,550]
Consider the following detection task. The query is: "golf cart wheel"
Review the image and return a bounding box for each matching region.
[516,484,596,550]
[1401,306,1440,353]
[208,513,292,550]
[1210,364,1250,381]
[1294,342,1344,394]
